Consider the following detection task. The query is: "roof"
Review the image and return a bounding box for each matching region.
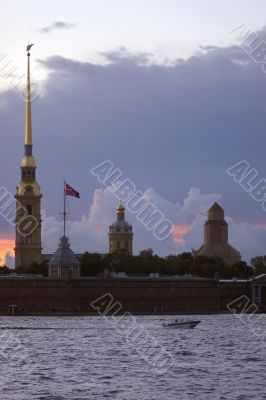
[110,203,132,230]
[49,236,80,267]
[208,202,224,212]
[110,219,132,228]
[253,274,266,281]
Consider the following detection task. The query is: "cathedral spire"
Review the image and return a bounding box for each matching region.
[15,44,42,268]
[25,46,33,146]
[22,44,36,167]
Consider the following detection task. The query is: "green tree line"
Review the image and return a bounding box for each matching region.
[1,250,266,278]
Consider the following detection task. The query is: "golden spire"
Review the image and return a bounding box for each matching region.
[17,44,40,197]
[25,44,33,145]
[21,44,36,169]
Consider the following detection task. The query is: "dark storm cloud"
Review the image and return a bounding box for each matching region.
[39,21,77,34]
[1,27,266,244]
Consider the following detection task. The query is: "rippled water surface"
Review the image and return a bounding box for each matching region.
[0,315,266,400]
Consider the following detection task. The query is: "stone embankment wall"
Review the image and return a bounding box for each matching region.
[0,277,250,315]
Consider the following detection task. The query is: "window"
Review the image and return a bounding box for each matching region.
[26,204,32,215]
[117,241,120,250]
[26,235,32,244]
[25,186,33,194]
[125,241,128,249]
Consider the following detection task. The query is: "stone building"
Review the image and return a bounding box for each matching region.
[195,202,241,265]
[109,204,133,255]
[15,46,42,267]
[48,236,80,279]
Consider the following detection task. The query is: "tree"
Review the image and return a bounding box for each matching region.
[251,256,266,275]
[139,248,154,258]
[14,260,48,276]
[80,252,107,276]
[176,252,193,262]
[0,266,11,275]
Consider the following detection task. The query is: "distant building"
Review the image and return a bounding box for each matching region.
[48,236,80,279]
[109,204,133,255]
[194,202,241,265]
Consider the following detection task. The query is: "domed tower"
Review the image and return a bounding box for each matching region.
[109,204,133,255]
[195,202,241,265]
[15,46,42,267]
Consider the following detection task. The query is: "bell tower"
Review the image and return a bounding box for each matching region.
[204,202,228,246]
[109,204,133,255]
[14,45,42,267]
[195,202,241,265]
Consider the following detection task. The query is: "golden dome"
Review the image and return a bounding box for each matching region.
[116,203,125,213]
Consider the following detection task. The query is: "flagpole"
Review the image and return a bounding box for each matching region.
[63,180,66,237]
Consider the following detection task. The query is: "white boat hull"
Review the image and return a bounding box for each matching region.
[163,321,200,329]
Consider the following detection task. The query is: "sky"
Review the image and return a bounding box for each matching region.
[1,0,266,266]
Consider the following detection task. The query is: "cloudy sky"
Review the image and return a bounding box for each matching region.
[1,0,266,265]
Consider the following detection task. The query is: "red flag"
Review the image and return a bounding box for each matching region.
[65,183,80,198]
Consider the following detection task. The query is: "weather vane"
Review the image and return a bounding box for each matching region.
[26,43,34,56]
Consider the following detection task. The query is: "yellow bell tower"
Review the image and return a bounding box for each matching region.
[109,204,133,255]
[14,45,42,267]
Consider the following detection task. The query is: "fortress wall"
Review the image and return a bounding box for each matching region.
[0,278,250,314]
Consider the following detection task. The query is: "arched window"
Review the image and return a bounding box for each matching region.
[26,235,32,244]
[25,186,33,194]
[26,204,32,215]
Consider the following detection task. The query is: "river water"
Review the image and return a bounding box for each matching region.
[0,315,265,400]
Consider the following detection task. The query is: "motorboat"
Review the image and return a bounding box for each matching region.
[162,317,201,329]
